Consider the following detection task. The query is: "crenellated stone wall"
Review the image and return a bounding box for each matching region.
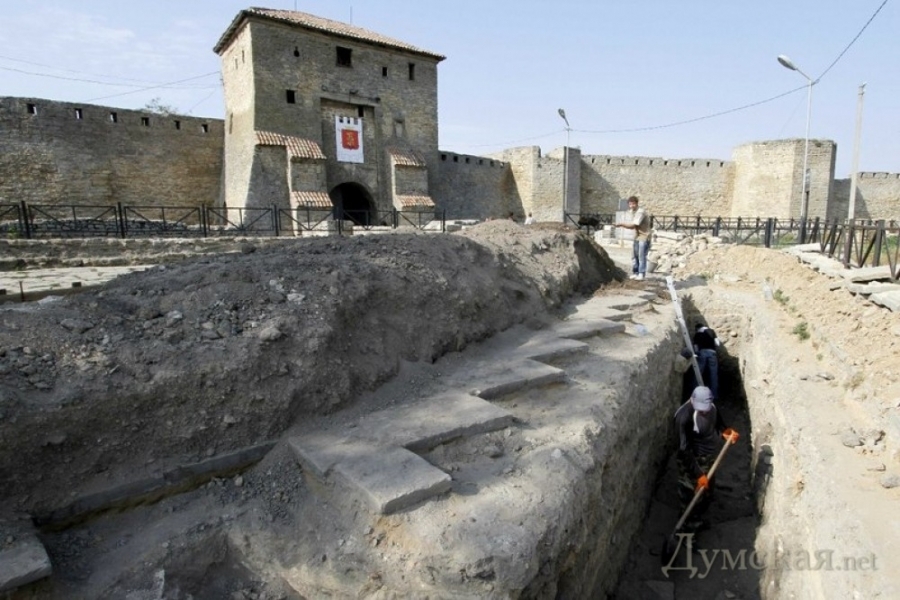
[430,151,516,220]
[0,97,223,208]
[832,173,900,221]
[579,154,732,217]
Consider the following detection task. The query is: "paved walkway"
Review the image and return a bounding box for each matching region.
[0,266,152,302]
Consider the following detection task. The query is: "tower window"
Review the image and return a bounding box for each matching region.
[382,66,388,77]
[286,90,296,104]
[336,46,352,67]
[110,112,118,123]
[201,124,209,133]
[141,117,150,127]
[357,106,365,118]
[293,46,300,57]
[408,63,415,80]
[74,108,83,120]
[27,103,37,115]
[174,120,181,130]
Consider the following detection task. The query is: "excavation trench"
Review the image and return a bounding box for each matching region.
[7,272,887,599]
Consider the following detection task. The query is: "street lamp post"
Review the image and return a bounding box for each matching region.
[777,54,814,242]
[848,83,866,221]
[558,108,571,223]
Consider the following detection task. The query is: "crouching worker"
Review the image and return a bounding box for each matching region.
[674,386,739,531]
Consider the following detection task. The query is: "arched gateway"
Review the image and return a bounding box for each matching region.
[330,182,377,226]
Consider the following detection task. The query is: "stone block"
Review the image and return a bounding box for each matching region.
[0,533,52,592]
[332,446,451,514]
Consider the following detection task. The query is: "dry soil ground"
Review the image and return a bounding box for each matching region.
[2,226,899,598]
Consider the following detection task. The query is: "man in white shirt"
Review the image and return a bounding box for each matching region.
[615,196,652,280]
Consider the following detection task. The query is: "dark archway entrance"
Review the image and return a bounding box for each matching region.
[330,182,376,226]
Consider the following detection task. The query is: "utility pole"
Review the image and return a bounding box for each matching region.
[848,83,866,221]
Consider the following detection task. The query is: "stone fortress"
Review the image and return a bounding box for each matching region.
[1,6,898,223]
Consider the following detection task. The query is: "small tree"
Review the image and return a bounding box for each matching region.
[142,97,178,116]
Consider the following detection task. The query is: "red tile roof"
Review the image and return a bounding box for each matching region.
[387,147,427,168]
[292,191,333,208]
[215,8,445,60]
[396,194,435,209]
[255,131,326,160]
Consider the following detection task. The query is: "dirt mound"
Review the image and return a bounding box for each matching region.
[0,223,622,515]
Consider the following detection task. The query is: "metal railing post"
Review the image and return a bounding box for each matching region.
[116,202,126,238]
[19,201,32,239]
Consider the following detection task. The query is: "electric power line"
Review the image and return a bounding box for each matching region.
[0,64,218,90]
[466,0,889,150]
[85,72,222,102]
[0,53,211,87]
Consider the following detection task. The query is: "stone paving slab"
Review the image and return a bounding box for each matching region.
[464,359,566,400]
[840,265,894,283]
[845,282,900,296]
[512,336,589,362]
[0,533,52,592]
[289,435,372,480]
[552,319,627,340]
[364,392,516,452]
[869,291,900,312]
[796,252,846,277]
[332,446,452,514]
[0,265,153,302]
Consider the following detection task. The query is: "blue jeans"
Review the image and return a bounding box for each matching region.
[632,239,651,275]
[697,349,719,400]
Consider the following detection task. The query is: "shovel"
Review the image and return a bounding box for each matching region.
[660,430,738,564]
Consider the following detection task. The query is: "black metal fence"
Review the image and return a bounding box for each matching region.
[0,202,446,239]
[568,212,900,280]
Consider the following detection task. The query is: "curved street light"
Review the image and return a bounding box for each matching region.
[558,109,571,222]
[777,54,814,235]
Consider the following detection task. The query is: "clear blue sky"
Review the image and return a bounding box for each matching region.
[1,1,896,176]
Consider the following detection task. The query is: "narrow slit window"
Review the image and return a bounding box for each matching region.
[293,46,300,57]
[408,63,415,80]
[174,120,181,130]
[357,106,364,118]
[201,124,209,133]
[74,108,83,120]
[336,46,352,67]
[286,89,296,104]
[141,117,150,127]
[109,111,118,123]
[27,103,37,115]
[382,66,388,77]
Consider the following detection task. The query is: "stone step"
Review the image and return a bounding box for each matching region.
[0,526,52,593]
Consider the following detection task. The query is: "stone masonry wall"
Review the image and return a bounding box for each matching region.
[579,154,732,218]
[431,151,515,220]
[0,97,223,208]
[832,174,900,221]
[731,139,836,220]
[220,17,441,212]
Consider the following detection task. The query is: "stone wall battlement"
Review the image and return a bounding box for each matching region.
[438,151,506,168]
[858,172,900,179]
[2,97,223,136]
[585,155,728,169]
[0,97,224,209]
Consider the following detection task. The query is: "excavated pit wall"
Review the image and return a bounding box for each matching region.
[685,287,892,599]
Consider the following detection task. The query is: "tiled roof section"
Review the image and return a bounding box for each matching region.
[387,147,427,168]
[215,8,445,60]
[255,131,326,160]
[396,195,435,209]
[292,191,333,208]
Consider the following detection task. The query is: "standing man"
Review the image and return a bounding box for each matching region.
[674,386,739,531]
[693,322,721,400]
[615,196,652,280]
